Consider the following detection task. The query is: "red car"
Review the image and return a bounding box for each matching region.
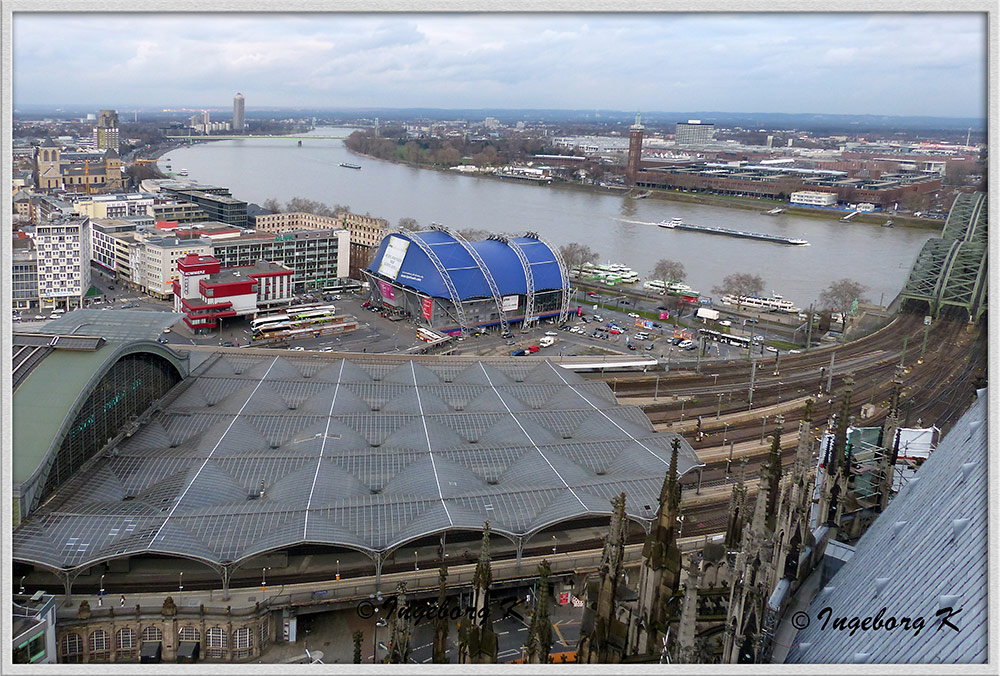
[587,292,598,297]
[527,345,540,353]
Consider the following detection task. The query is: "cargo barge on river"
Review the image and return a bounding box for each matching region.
[658,217,808,246]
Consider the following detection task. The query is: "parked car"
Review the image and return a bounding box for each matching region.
[718,320,732,327]
[678,340,693,349]
[587,291,598,297]
[628,312,640,318]
[527,345,540,353]
[593,315,604,322]
[671,337,683,345]
[628,344,637,351]
[646,343,655,350]
[511,349,528,356]
[222,341,235,347]
[684,343,698,350]
[157,337,169,344]
[544,331,558,336]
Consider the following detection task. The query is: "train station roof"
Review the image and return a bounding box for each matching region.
[12,354,701,572]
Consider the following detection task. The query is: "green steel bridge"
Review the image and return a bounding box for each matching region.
[899,192,988,322]
[165,134,347,141]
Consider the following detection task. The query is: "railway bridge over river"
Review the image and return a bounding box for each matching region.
[899,191,988,322]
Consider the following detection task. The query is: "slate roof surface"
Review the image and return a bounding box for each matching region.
[785,388,989,664]
[13,354,700,572]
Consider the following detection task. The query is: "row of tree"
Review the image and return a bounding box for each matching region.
[558,241,868,316]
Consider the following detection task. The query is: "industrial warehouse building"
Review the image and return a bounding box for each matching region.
[11,310,701,663]
[362,228,571,335]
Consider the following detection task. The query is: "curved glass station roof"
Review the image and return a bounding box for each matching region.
[13,354,701,573]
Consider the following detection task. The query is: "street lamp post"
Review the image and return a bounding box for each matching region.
[20,575,26,595]
[178,572,183,602]
[760,415,768,444]
[336,559,340,581]
[414,551,419,571]
[373,617,387,663]
[552,535,557,555]
[717,393,724,419]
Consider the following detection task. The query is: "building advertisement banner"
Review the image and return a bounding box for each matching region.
[377,280,395,302]
[422,297,433,320]
[501,295,519,312]
[377,235,410,280]
[659,311,670,320]
[634,317,653,329]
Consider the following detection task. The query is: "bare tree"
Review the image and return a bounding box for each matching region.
[398,217,420,231]
[559,242,599,276]
[457,227,490,241]
[262,198,283,213]
[712,273,765,310]
[820,278,868,329]
[652,259,685,285]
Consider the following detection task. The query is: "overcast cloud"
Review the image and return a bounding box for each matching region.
[11,12,987,117]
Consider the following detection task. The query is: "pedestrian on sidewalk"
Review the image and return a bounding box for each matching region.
[120,594,126,607]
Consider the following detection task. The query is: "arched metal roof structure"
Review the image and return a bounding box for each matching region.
[12,311,189,523]
[366,230,565,299]
[899,192,988,321]
[12,353,701,575]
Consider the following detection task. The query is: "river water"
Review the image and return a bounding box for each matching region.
[162,127,936,309]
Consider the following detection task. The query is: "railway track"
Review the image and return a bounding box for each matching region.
[596,312,986,540]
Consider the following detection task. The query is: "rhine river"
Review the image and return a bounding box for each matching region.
[163,127,937,309]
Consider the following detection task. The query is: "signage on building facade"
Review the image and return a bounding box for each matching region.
[501,295,519,312]
[377,280,395,301]
[422,297,433,320]
[378,235,410,280]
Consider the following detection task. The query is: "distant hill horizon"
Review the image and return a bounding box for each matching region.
[13,105,986,134]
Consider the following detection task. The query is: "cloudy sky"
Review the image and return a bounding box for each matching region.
[12,12,987,118]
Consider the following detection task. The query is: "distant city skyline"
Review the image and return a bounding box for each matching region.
[11,12,988,118]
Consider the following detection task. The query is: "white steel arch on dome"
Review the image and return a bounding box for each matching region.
[523,231,572,324]
[395,228,471,332]
[500,234,537,331]
[433,225,511,337]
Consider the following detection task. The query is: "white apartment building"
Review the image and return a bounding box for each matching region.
[790,190,839,207]
[34,216,91,311]
[74,193,158,220]
[139,235,214,298]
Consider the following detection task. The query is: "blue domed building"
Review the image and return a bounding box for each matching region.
[363,228,572,334]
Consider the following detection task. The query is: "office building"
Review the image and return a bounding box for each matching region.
[12,592,58,664]
[12,237,39,312]
[789,190,839,207]
[93,109,120,152]
[233,92,245,131]
[675,120,715,145]
[211,228,350,292]
[172,254,294,332]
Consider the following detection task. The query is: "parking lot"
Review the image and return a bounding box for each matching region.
[14,270,780,366]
